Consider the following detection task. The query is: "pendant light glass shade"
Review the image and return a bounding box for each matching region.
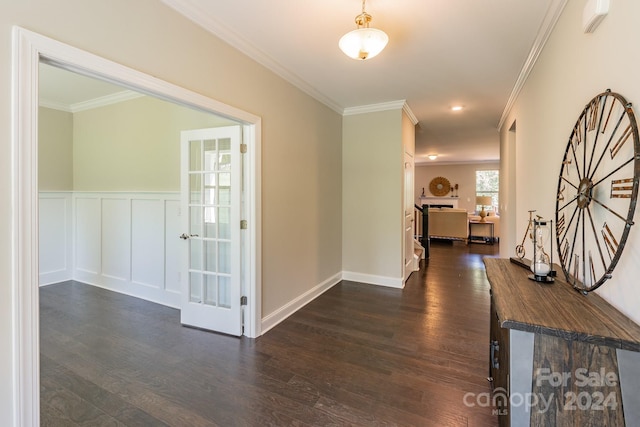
[339,0,388,60]
[339,27,389,60]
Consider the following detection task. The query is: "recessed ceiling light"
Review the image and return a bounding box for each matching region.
[428,154,438,160]
[451,105,463,112]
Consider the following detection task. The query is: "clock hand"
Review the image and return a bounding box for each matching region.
[587,194,635,226]
[591,156,635,188]
[585,204,608,271]
[559,175,579,191]
[588,109,630,182]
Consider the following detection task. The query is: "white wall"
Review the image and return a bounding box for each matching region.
[499,0,640,325]
[342,109,404,287]
[415,162,500,213]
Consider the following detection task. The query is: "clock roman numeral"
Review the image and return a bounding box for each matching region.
[602,95,615,134]
[573,123,582,147]
[556,213,566,237]
[573,254,580,285]
[611,178,634,198]
[561,240,569,266]
[557,185,565,202]
[589,99,600,131]
[610,124,632,158]
[601,222,618,260]
[587,252,596,289]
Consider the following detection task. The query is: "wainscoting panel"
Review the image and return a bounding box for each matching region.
[101,198,131,281]
[164,200,182,294]
[132,199,165,289]
[39,192,181,307]
[75,196,101,275]
[39,192,73,285]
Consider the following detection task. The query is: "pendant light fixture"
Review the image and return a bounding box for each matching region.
[339,0,389,60]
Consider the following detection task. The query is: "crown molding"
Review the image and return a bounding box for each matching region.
[69,90,144,113]
[343,100,418,125]
[415,159,500,166]
[162,0,343,114]
[40,90,144,113]
[38,99,72,112]
[498,0,569,130]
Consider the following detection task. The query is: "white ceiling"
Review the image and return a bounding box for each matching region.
[40,1,566,165]
[163,0,564,164]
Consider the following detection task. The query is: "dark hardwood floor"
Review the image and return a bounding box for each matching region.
[40,240,500,426]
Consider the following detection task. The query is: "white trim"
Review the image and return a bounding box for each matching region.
[38,192,73,286]
[243,122,262,338]
[341,271,405,289]
[343,100,406,116]
[161,0,343,115]
[39,90,144,113]
[12,25,40,427]
[38,99,72,112]
[403,102,419,126]
[415,159,501,166]
[260,273,342,334]
[498,0,568,130]
[69,90,144,113]
[11,26,262,426]
[343,100,419,125]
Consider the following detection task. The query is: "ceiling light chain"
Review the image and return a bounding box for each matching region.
[354,0,372,28]
[339,0,389,61]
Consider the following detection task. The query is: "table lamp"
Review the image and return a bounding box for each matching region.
[476,196,493,222]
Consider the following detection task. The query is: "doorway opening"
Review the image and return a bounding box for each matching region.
[12,27,261,425]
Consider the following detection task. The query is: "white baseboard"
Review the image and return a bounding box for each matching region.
[341,271,405,289]
[39,270,73,287]
[261,272,342,334]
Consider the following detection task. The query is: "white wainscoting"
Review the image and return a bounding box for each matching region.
[39,192,181,308]
[39,192,73,285]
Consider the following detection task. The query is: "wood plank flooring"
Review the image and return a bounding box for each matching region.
[40,240,500,426]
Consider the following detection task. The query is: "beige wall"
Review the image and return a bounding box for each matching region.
[38,107,73,191]
[1,1,342,421]
[342,109,403,280]
[499,1,640,324]
[72,95,235,191]
[402,110,415,156]
[415,162,499,213]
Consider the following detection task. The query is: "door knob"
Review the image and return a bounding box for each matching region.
[179,233,199,240]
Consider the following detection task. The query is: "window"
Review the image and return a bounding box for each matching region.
[476,170,499,213]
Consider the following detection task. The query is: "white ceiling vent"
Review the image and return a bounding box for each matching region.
[583,0,610,33]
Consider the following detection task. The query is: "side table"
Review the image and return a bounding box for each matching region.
[469,220,494,244]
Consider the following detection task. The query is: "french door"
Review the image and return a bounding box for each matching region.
[180,126,242,336]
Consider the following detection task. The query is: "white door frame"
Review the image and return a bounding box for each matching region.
[11,26,262,426]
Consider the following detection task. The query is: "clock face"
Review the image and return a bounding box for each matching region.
[556,90,640,293]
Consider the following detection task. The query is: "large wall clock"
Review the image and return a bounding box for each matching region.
[556,89,640,293]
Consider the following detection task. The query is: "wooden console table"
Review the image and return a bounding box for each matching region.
[484,258,640,427]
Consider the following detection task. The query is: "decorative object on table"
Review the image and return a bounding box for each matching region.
[529,218,555,283]
[454,183,459,197]
[555,90,639,294]
[476,196,492,221]
[515,210,536,259]
[429,176,451,197]
[420,187,425,198]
